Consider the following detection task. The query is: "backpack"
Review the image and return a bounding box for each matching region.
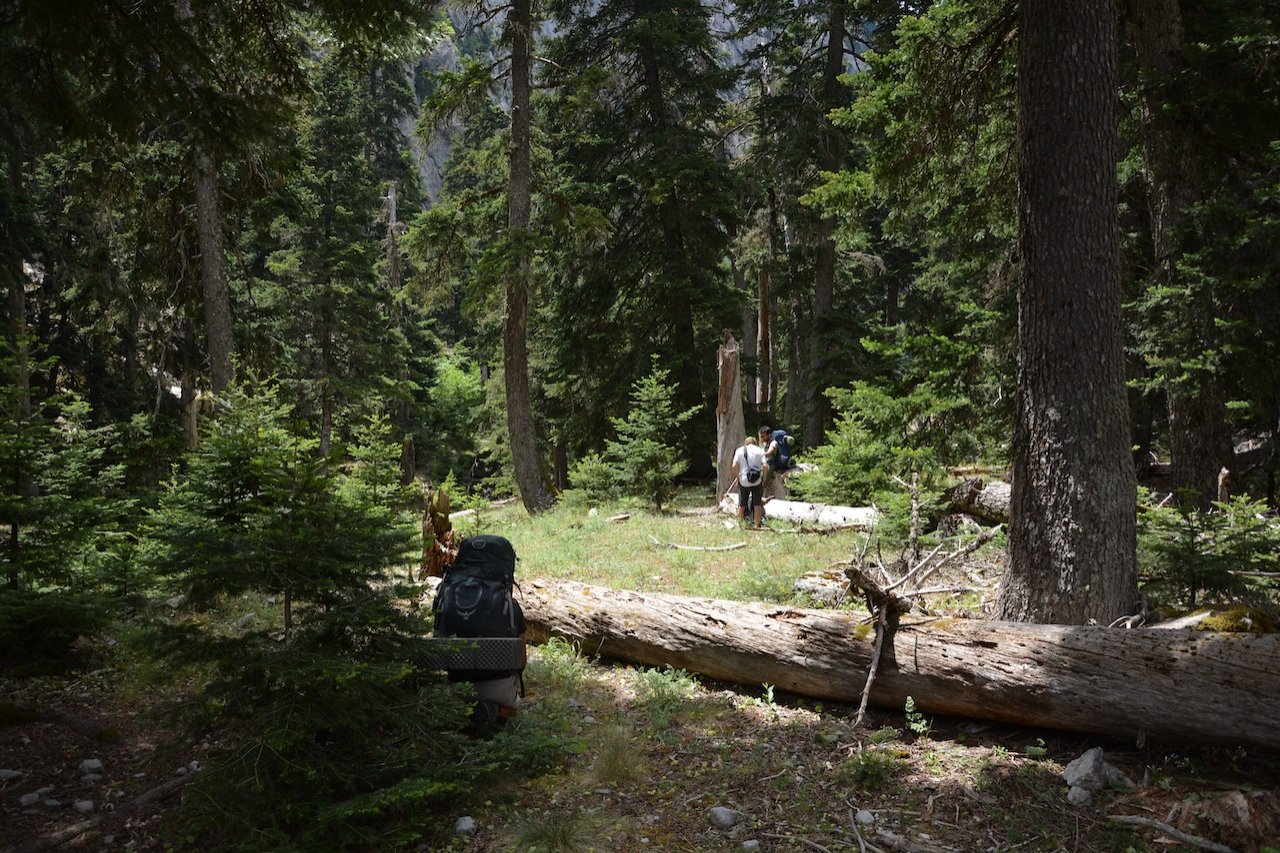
[433,534,526,684]
[741,446,764,486]
[770,429,797,471]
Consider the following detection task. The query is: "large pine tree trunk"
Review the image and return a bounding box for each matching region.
[803,4,847,449]
[192,145,233,394]
[5,275,32,589]
[505,0,554,514]
[1130,0,1233,508]
[756,267,771,411]
[520,579,1280,751]
[1001,0,1137,625]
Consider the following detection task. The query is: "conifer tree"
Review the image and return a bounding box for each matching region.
[541,0,741,478]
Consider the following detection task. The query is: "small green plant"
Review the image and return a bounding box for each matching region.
[836,746,906,791]
[905,695,931,738]
[525,636,597,696]
[566,358,701,512]
[753,682,780,715]
[869,726,900,745]
[632,664,698,730]
[1025,737,1047,758]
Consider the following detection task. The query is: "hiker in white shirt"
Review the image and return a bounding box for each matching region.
[731,436,767,528]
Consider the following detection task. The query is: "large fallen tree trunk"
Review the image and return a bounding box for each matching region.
[520,578,1280,751]
[718,492,879,528]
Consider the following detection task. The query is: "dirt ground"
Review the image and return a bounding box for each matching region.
[4,651,1278,853]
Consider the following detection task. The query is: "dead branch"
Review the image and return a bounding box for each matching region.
[854,599,889,728]
[873,827,954,853]
[17,776,192,853]
[901,585,978,599]
[1106,815,1237,853]
[647,535,746,552]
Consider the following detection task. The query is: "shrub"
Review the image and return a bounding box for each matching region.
[0,589,110,674]
[1139,494,1280,610]
[141,382,561,848]
[566,359,700,511]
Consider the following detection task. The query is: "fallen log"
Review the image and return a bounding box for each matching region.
[718,491,879,529]
[933,478,1010,526]
[520,578,1280,751]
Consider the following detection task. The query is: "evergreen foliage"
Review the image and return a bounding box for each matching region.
[0,358,131,593]
[1139,494,1280,611]
[540,0,741,472]
[141,382,560,847]
[567,360,701,512]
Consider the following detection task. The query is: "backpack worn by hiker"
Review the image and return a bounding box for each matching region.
[742,447,764,487]
[770,429,798,471]
[432,534,527,688]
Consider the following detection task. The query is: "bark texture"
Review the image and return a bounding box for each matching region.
[192,145,233,394]
[803,2,847,449]
[715,335,746,501]
[936,478,1011,526]
[1002,0,1137,624]
[520,579,1280,751]
[504,0,554,514]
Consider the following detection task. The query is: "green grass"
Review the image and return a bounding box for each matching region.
[454,487,873,604]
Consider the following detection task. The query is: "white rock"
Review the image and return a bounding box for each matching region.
[455,816,477,837]
[104,835,115,846]
[709,806,740,828]
[856,809,875,825]
[80,759,104,774]
[166,594,187,609]
[73,800,95,814]
[1067,786,1092,806]
[43,799,62,807]
[1062,747,1134,791]
[742,841,761,851]
[188,760,201,772]
[82,774,103,782]
[20,793,40,807]
[0,769,23,781]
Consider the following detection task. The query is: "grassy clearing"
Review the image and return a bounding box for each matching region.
[423,490,1280,853]
[448,487,873,604]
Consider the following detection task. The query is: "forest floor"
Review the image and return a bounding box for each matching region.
[4,649,1279,853]
[3,493,1279,852]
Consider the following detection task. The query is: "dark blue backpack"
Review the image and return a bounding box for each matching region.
[433,535,526,683]
[770,429,797,471]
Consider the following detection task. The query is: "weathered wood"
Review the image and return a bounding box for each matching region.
[718,491,879,529]
[936,478,1011,525]
[715,334,747,501]
[520,578,1280,750]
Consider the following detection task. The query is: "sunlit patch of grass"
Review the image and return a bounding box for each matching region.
[588,723,648,786]
[501,806,602,853]
[464,488,871,605]
[526,637,597,697]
